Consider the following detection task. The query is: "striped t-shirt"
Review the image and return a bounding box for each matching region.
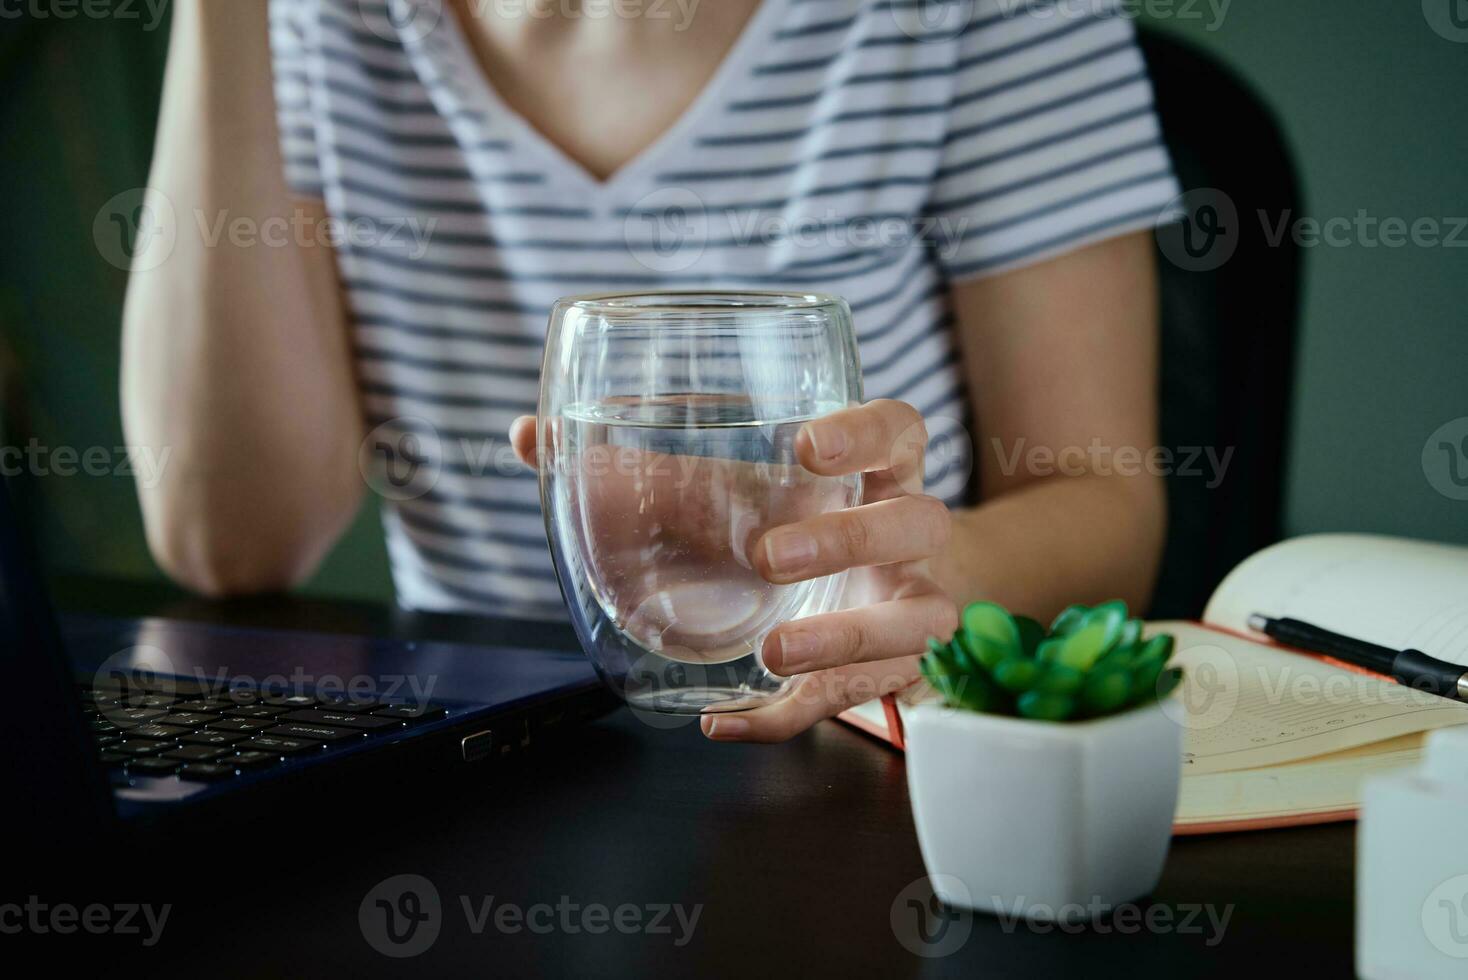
[268,0,1179,618]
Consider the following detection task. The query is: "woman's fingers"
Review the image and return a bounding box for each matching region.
[509,415,537,467]
[761,592,957,675]
[701,655,923,743]
[795,398,927,493]
[751,493,951,584]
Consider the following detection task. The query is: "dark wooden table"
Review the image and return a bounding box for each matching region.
[54,578,1357,977]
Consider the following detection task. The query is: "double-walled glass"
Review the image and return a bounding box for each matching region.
[538,292,863,714]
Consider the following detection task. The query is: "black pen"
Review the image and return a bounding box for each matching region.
[1248,614,1468,703]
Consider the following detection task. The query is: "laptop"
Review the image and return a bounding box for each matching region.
[0,474,615,854]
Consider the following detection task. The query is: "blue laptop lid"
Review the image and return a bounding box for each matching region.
[0,475,118,843]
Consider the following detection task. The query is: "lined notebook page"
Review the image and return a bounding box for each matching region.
[1162,621,1468,774]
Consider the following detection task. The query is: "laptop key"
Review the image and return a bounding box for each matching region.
[96,734,122,747]
[224,705,290,720]
[129,724,195,741]
[127,757,180,775]
[206,718,274,733]
[263,694,318,709]
[372,703,448,724]
[107,707,170,725]
[119,693,177,709]
[246,735,315,755]
[181,731,247,747]
[316,695,380,713]
[281,709,400,733]
[88,719,121,735]
[265,722,362,744]
[177,762,238,782]
[116,739,179,756]
[163,745,229,762]
[230,750,278,770]
[174,699,230,714]
[165,711,219,727]
[98,751,128,766]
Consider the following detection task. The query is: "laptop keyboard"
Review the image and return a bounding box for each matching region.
[80,682,449,783]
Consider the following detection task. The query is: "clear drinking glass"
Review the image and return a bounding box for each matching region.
[538,291,864,714]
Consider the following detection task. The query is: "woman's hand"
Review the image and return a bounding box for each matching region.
[702,398,956,741]
[509,398,957,742]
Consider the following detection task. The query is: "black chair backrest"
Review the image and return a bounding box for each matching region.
[1140,30,1303,619]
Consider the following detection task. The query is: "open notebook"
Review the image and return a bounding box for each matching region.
[839,534,1468,834]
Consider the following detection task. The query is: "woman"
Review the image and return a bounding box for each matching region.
[123,0,1175,742]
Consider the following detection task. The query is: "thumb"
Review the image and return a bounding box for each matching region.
[509,415,538,468]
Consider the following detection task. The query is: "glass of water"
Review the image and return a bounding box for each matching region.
[538,292,863,714]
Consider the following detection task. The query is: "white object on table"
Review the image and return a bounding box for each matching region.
[904,700,1181,920]
[1358,725,1468,979]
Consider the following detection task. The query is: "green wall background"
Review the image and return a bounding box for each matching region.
[1,2,1463,606]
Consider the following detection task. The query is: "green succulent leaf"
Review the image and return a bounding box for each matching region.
[925,638,961,672]
[923,598,1175,723]
[1155,668,1184,701]
[1129,658,1167,705]
[1079,667,1131,716]
[1082,601,1127,646]
[962,602,1021,663]
[1033,663,1084,695]
[1116,618,1144,652]
[1013,616,1045,658]
[994,657,1041,693]
[1035,637,1067,664]
[1049,605,1089,637]
[1092,644,1133,672]
[948,671,998,713]
[1134,634,1175,668]
[1052,621,1113,672]
[1017,691,1076,721]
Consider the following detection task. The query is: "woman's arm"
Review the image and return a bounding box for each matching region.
[933,230,1167,621]
[121,0,362,595]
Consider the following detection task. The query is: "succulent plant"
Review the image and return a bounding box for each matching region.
[919,600,1181,722]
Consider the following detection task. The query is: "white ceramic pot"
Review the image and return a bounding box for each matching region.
[904,700,1181,921]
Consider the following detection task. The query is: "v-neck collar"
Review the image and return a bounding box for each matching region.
[419,0,785,198]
